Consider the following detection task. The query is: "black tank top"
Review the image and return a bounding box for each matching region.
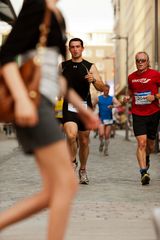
[62,59,93,108]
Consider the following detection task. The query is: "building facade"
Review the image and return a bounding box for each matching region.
[112,0,160,96]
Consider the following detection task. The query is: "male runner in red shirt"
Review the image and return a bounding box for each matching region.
[124,51,160,185]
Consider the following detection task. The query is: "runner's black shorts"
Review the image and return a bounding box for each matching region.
[132,111,160,140]
[63,111,87,131]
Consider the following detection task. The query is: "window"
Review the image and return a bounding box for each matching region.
[95,49,105,58]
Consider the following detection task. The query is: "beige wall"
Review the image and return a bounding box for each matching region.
[112,0,159,96]
[83,45,114,83]
[84,45,115,101]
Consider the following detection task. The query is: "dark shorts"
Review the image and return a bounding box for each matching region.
[63,111,86,131]
[15,96,64,154]
[132,111,160,140]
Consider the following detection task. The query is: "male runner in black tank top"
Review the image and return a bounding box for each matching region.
[60,38,104,184]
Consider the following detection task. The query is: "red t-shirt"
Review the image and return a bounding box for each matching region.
[128,68,160,116]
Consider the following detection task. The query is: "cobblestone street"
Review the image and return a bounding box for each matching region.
[0,131,160,240]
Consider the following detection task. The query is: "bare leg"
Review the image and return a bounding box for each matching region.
[35,140,78,240]
[146,138,155,155]
[64,122,78,161]
[146,138,155,168]
[136,135,147,169]
[78,130,90,170]
[98,124,105,152]
[104,125,112,141]
[0,192,49,230]
[104,125,112,155]
[98,124,104,143]
[0,154,51,229]
[0,140,78,240]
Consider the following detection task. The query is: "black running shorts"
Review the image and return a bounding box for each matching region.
[132,111,160,139]
[63,111,87,131]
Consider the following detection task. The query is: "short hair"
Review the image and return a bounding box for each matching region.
[69,38,84,47]
[135,51,150,61]
[135,51,151,67]
[104,84,110,88]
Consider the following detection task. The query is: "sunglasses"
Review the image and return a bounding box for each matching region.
[136,59,147,63]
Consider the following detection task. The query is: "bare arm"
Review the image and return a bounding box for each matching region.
[123,88,132,103]
[113,97,121,107]
[92,96,99,110]
[108,97,121,109]
[46,0,63,23]
[85,64,104,92]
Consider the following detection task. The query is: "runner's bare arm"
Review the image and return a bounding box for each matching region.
[85,64,104,92]
[123,89,132,103]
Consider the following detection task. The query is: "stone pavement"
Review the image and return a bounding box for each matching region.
[0,130,160,240]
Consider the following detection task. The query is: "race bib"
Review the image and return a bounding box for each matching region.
[134,91,151,105]
[68,101,87,113]
[68,103,77,113]
[102,119,113,125]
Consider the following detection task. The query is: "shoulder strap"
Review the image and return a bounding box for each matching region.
[82,60,93,72]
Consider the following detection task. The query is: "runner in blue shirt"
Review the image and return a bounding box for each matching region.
[94,84,121,156]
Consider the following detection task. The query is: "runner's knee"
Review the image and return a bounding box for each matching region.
[138,140,147,150]
[79,137,89,146]
[67,132,77,143]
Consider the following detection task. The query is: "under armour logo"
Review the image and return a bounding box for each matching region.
[73,65,78,68]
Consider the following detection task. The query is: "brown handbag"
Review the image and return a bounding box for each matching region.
[0,9,51,123]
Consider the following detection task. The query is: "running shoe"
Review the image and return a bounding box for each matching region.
[72,159,78,171]
[79,169,89,184]
[99,142,104,152]
[152,208,160,240]
[141,172,150,185]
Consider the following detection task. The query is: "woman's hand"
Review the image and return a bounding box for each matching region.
[15,97,38,127]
